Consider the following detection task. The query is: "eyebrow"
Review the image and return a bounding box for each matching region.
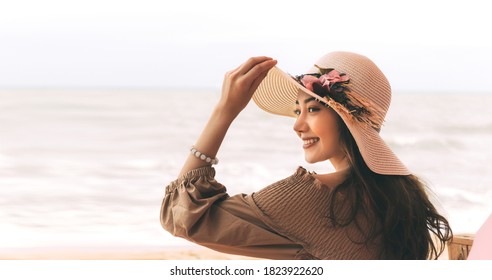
[295,97,317,105]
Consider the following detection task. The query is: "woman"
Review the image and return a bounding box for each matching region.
[160,51,452,259]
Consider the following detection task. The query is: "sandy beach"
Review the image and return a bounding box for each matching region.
[0,245,449,260]
[0,246,261,260]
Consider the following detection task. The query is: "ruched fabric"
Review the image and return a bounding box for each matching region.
[161,166,381,259]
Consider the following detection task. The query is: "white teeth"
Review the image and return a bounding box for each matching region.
[303,138,319,145]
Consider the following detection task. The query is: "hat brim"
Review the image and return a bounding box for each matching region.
[253,66,410,175]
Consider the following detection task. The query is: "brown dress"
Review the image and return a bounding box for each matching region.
[161,166,381,259]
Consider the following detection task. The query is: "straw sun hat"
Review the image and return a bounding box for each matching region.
[252,51,410,175]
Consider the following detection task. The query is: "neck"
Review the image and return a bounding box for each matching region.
[330,154,350,172]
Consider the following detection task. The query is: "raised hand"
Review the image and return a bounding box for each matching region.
[178,56,276,176]
[217,56,277,119]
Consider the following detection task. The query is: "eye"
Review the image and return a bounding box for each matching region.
[293,109,301,116]
[308,107,320,113]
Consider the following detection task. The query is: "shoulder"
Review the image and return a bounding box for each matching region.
[283,166,342,190]
[251,166,331,215]
[311,171,348,190]
[254,166,322,195]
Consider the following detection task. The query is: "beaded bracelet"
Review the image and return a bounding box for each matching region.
[190,146,219,165]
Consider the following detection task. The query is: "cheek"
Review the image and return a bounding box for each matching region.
[319,129,339,149]
[313,116,340,148]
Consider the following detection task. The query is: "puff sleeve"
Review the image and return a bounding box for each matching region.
[160,166,303,259]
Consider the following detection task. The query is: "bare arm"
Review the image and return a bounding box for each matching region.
[178,56,277,177]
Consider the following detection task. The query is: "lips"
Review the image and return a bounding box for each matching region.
[302,137,320,149]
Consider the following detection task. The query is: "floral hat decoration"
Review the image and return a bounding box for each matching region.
[252,51,410,175]
[293,65,383,130]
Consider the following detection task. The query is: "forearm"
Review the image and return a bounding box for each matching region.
[178,56,277,177]
[178,105,235,177]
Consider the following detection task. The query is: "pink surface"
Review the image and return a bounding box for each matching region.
[468,213,492,260]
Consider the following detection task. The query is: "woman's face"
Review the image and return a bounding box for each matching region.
[293,90,345,165]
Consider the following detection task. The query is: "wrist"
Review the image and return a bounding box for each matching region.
[212,103,238,123]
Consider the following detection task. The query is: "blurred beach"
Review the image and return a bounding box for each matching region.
[0,89,491,259]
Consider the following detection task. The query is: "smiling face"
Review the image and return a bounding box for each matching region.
[293,90,347,169]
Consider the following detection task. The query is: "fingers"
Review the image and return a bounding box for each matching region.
[218,57,277,117]
[237,56,274,75]
[243,58,276,79]
[241,58,276,87]
[228,56,273,77]
[225,56,276,93]
[247,59,277,92]
[227,59,275,99]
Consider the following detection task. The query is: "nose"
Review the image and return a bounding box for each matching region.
[293,113,308,134]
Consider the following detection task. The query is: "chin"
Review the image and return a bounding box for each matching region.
[304,156,321,164]
[304,151,330,164]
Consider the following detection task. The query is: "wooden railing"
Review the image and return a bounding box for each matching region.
[447,234,474,260]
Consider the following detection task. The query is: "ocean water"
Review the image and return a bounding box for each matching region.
[0,89,491,250]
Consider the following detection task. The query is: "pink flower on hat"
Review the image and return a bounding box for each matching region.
[293,65,383,129]
[299,75,320,92]
[319,69,350,89]
[298,69,350,99]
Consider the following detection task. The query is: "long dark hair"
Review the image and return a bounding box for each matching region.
[329,115,453,259]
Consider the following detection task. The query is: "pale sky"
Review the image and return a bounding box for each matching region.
[1,0,491,92]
